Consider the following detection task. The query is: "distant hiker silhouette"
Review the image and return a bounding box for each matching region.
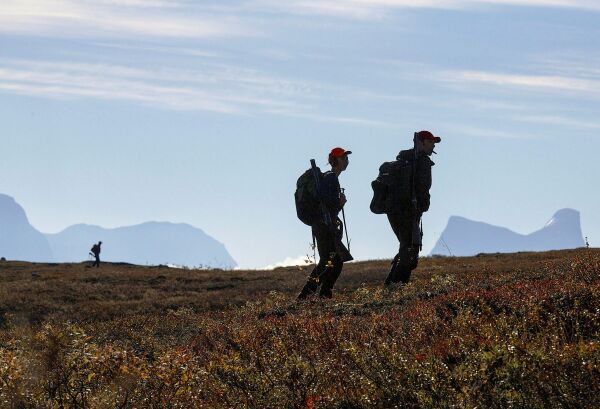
[371,130,441,285]
[90,241,102,268]
[297,147,353,300]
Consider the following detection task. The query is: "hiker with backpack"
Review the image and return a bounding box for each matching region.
[296,147,353,299]
[370,131,440,285]
[91,241,102,268]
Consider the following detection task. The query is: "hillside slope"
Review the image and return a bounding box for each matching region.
[1,249,598,408]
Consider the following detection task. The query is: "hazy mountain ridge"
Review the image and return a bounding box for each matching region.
[431,208,585,256]
[0,194,53,262]
[47,221,237,268]
[0,194,236,268]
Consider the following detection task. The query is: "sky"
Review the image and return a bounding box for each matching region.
[1,0,599,268]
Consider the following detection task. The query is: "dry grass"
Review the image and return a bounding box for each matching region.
[0,249,598,408]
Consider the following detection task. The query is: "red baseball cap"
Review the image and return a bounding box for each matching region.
[328,147,352,164]
[416,130,441,143]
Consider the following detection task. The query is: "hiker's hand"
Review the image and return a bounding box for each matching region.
[340,193,347,207]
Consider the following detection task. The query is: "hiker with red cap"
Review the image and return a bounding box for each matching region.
[296,147,352,299]
[370,130,440,285]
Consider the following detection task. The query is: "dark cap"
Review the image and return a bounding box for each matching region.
[328,147,352,164]
[416,130,441,143]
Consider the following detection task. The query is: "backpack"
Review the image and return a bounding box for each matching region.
[91,244,99,255]
[295,166,323,226]
[370,158,413,214]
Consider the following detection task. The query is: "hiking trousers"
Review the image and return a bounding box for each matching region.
[298,222,344,299]
[93,255,100,268]
[386,212,420,284]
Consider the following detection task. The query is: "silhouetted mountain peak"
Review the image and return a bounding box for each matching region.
[0,194,53,262]
[0,194,29,227]
[544,208,580,228]
[432,209,585,256]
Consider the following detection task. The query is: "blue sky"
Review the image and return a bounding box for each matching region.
[1,0,599,268]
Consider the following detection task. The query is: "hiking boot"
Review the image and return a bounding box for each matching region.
[297,290,311,300]
[297,281,318,300]
[319,289,333,299]
[397,269,412,284]
[385,268,399,285]
[385,254,401,285]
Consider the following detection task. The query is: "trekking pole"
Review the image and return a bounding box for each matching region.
[340,188,351,252]
[311,233,317,263]
[440,236,454,257]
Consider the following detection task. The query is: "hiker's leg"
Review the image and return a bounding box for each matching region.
[319,255,343,298]
[298,223,333,299]
[395,217,418,284]
[385,214,414,284]
[396,245,419,283]
[299,262,325,298]
[385,213,404,285]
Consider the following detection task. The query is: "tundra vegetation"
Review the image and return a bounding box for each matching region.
[0,249,599,408]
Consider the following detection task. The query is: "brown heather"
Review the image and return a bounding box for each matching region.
[0,249,599,408]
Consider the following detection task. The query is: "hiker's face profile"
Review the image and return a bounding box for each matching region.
[339,155,349,171]
[420,139,435,156]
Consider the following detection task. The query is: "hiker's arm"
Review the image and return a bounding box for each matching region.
[415,158,432,213]
[321,173,343,214]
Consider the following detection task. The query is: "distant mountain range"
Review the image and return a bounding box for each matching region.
[431,208,585,256]
[0,194,236,268]
[0,194,53,262]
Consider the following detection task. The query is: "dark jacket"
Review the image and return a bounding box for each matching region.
[397,149,434,214]
[320,171,343,218]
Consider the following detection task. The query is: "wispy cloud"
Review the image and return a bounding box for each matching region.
[252,0,600,19]
[475,0,600,11]
[0,59,392,127]
[456,71,600,96]
[444,124,533,139]
[2,0,598,40]
[266,109,398,128]
[513,115,600,130]
[462,71,598,92]
[0,59,302,114]
[5,52,596,131]
[92,42,221,59]
[534,55,600,80]
[0,0,251,38]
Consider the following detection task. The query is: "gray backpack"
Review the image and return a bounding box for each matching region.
[370,159,413,214]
